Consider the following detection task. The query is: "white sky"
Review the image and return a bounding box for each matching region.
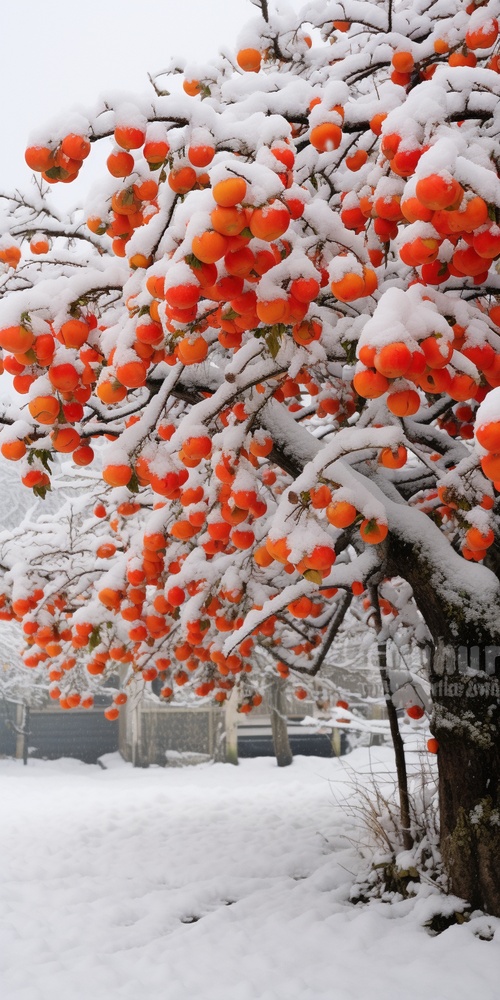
[0,0,253,203]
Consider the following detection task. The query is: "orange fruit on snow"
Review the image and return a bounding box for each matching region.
[1,439,26,461]
[249,201,290,241]
[28,395,60,425]
[51,427,81,453]
[391,51,414,73]
[0,244,22,268]
[465,19,499,50]
[359,518,388,544]
[114,125,145,150]
[326,500,357,528]
[475,421,500,452]
[188,143,215,167]
[374,342,412,379]
[415,174,463,211]
[386,389,420,417]
[107,149,135,177]
[191,230,228,263]
[102,464,133,487]
[352,369,390,399]
[256,298,288,324]
[345,149,368,171]
[288,596,313,619]
[58,318,89,348]
[236,48,262,72]
[25,145,55,172]
[379,445,407,469]
[210,205,247,236]
[115,358,147,388]
[465,526,494,551]
[406,704,424,719]
[330,272,365,302]
[73,445,94,466]
[97,380,127,404]
[30,235,50,255]
[168,165,197,194]
[213,177,247,207]
[176,336,208,366]
[0,325,34,354]
[61,134,91,160]
[310,123,342,152]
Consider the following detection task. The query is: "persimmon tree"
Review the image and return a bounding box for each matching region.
[1,0,500,911]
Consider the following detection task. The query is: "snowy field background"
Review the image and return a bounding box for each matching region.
[1,748,499,1000]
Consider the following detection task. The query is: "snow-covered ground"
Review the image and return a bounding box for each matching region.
[0,748,499,1000]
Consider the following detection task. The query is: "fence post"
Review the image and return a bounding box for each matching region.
[331,727,342,757]
[269,676,293,766]
[15,703,29,764]
[224,687,239,765]
[131,701,143,766]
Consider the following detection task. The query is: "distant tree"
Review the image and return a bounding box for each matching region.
[1,0,500,912]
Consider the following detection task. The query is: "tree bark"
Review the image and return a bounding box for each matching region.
[383,526,500,914]
[269,676,293,767]
[430,639,500,915]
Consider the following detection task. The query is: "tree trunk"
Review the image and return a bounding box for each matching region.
[430,639,500,915]
[269,676,293,767]
[384,529,500,914]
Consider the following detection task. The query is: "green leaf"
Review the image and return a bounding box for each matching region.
[185,253,202,269]
[28,449,53,472]
[36,449,53,472]
[127,472,140,494]
[88,626,101,652]
[122,187,136,206]
[265,326,283,359]
[44,166,65,180]
[32,484,50,500]
[340,339,357,364]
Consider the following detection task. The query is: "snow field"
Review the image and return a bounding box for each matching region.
[0,749,499,1000]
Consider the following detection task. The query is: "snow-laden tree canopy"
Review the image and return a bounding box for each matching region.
[1,0,499,699]
[1,0,500,909]
[1,0,500,700]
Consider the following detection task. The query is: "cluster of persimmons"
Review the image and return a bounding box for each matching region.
[0,1,499,721]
